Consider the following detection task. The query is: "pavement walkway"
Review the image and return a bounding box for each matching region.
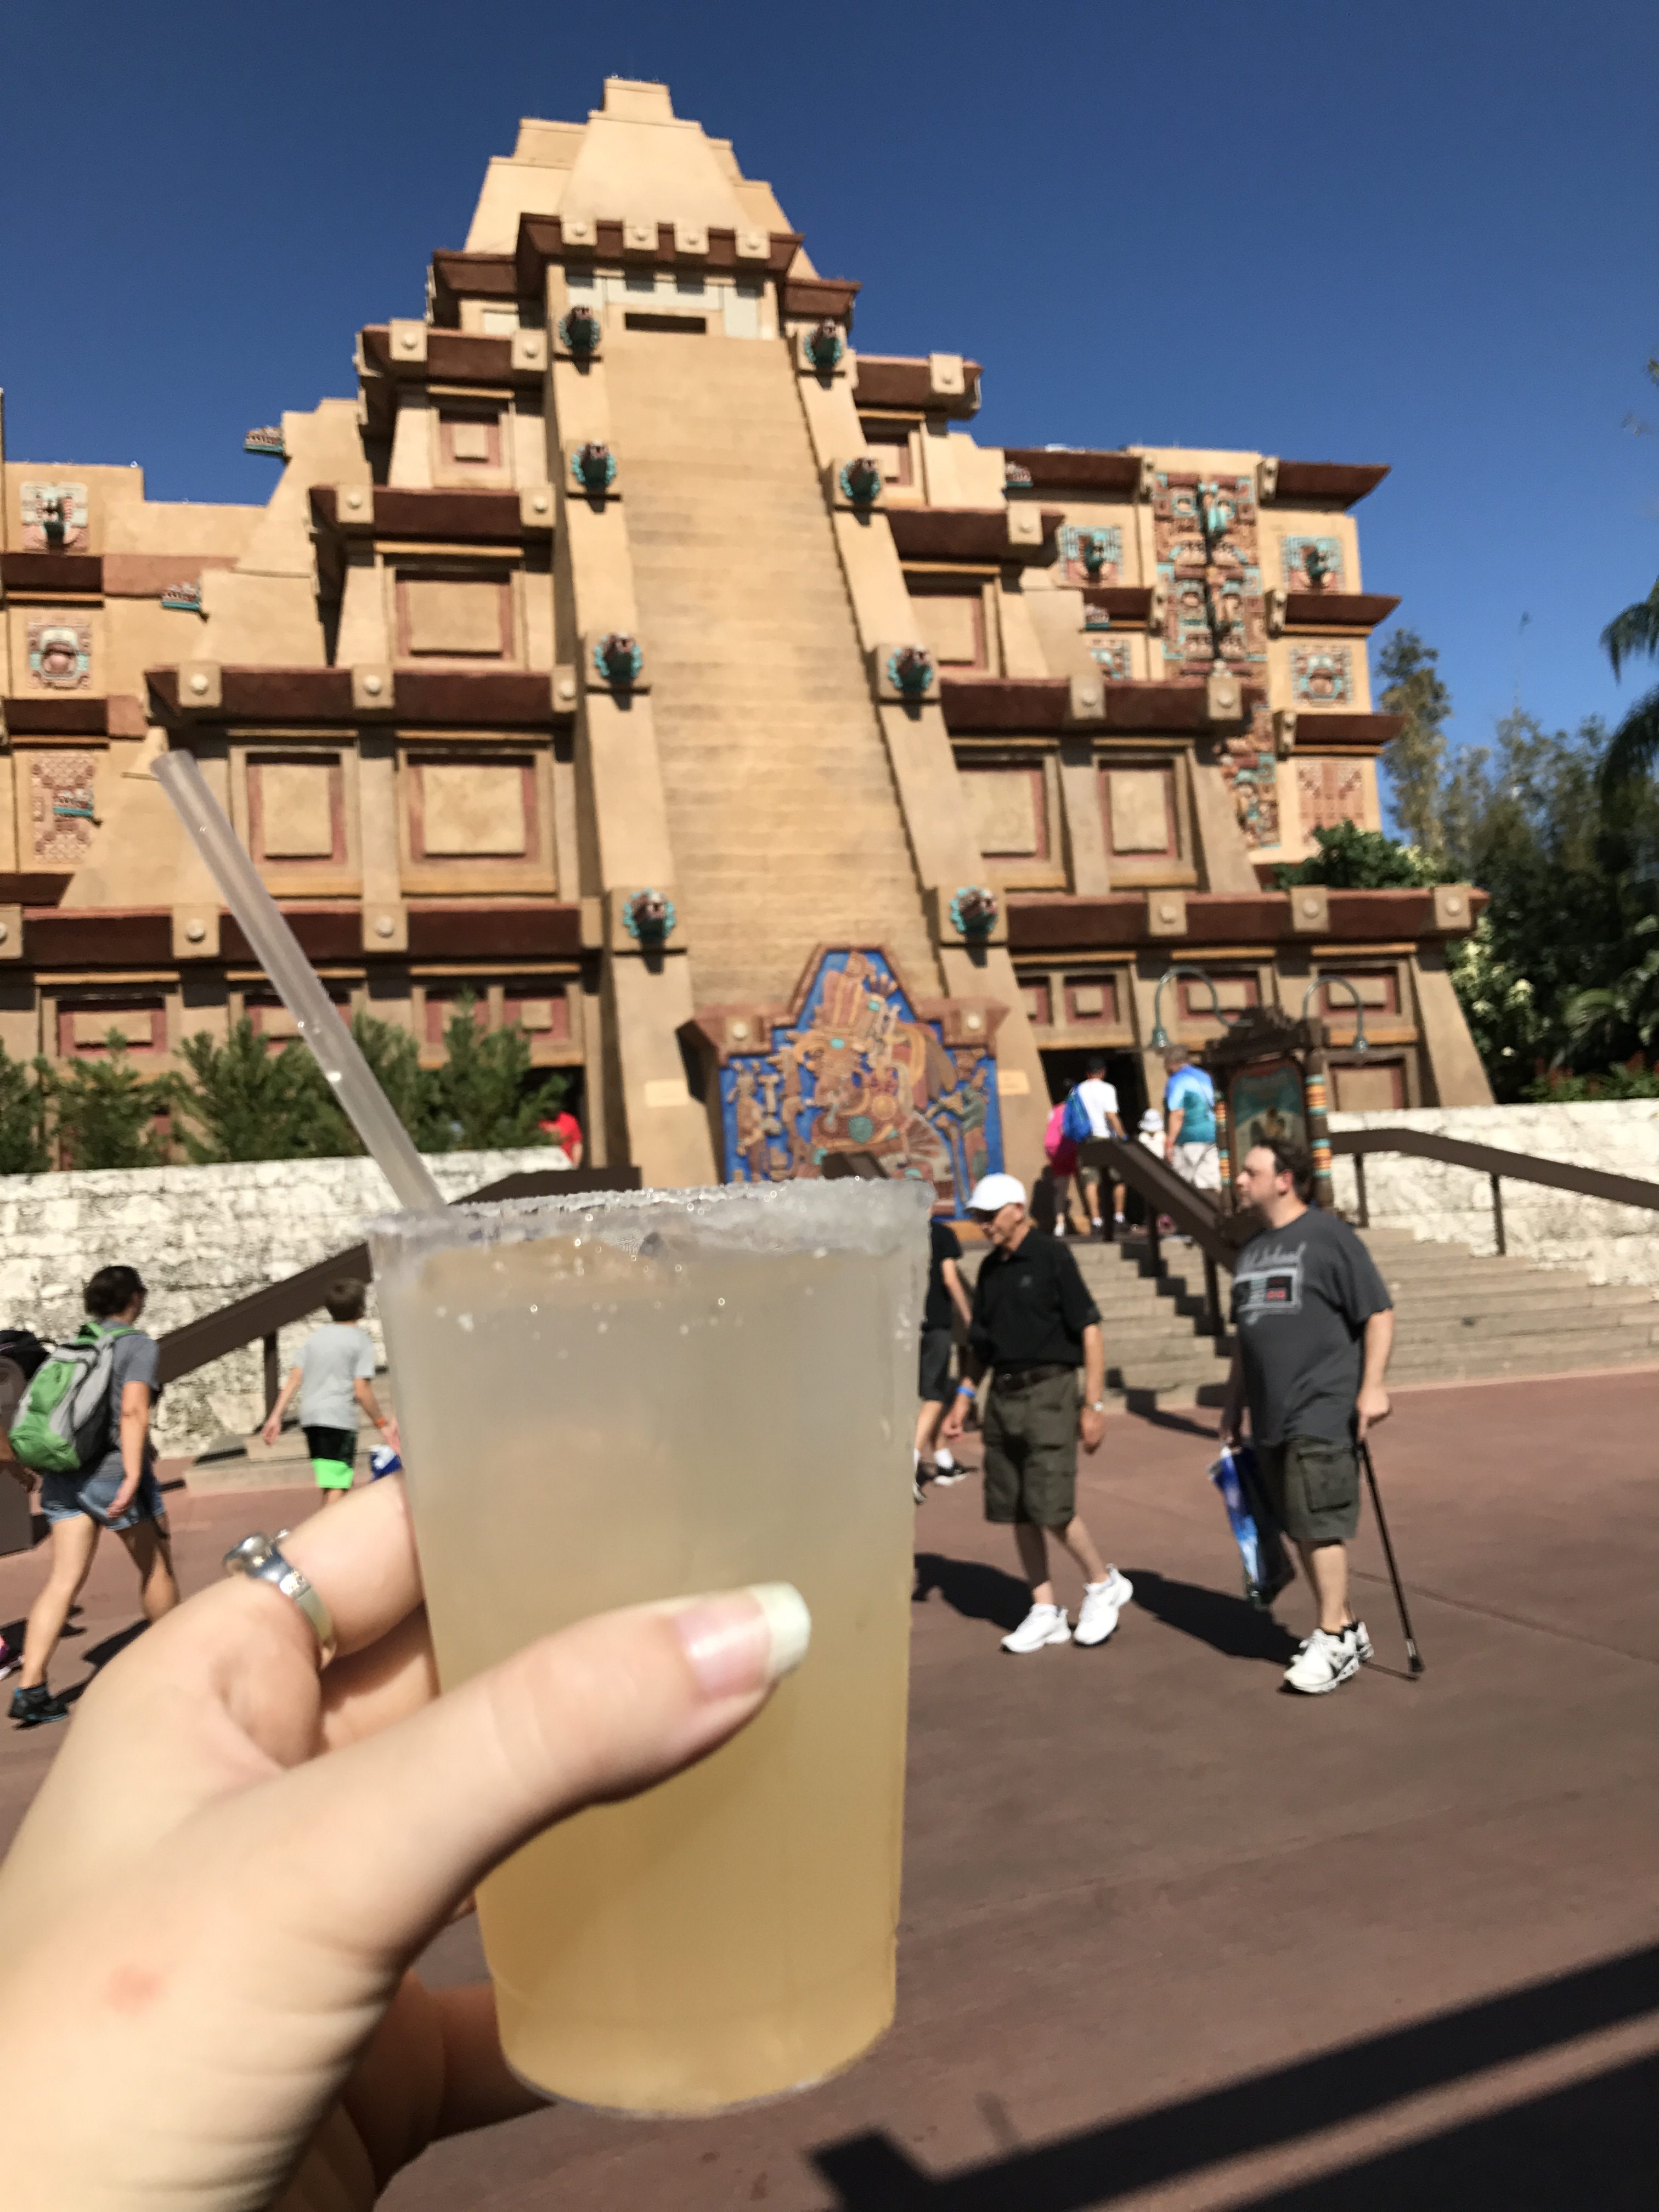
[2,1372,1656,2208]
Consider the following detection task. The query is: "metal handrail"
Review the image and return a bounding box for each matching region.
[1330,1128,1659,1257]
[1079,1136,1243,1339]
[157,1165,642,1407]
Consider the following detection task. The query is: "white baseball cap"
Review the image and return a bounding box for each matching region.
[967,1172,1026,1216]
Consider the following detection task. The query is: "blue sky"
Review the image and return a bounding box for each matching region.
[4,1,1655,781]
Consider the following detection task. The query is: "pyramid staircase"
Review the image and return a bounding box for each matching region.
[604,334,938,1009]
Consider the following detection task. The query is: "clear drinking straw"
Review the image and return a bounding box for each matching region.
[153,749,445,1214]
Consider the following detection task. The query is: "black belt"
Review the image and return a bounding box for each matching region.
[991,1363,1075,1394]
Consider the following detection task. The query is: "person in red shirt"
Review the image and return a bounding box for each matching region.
[538,1107,584,1166]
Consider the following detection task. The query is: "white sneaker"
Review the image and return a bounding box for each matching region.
[1002,1603,1072,1654]
[1099,1565,1133,1609]
[1284,1626,1361,1695]
[1296,1619,1373,1664]
[1074,1585,1120,1646]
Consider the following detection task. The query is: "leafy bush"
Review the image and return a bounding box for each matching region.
[47,1039,174,1171]
[1274,821,1450,890]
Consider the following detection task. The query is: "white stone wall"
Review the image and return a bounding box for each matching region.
[1328,1101,1659,1293]
[0,1150,559,1452]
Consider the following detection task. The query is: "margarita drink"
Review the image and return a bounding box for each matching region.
[369,1181,926,2114]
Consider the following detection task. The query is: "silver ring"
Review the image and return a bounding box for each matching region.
[223,1532,338,1666]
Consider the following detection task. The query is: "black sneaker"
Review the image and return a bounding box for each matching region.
[9,1683,69,1728]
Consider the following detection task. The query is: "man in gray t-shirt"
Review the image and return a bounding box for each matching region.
[1221,1139,1394,1697]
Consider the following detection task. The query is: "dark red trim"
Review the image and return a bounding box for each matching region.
[4,696,109,736]
[889,507,1060,561]
[1291,713,1405,752]
[407,903,584,959]
[25,910,172,965]
[1,552,103,594]
[941,677,1264,735]
[1283,591,1401,630]
[1002,448,1141,495]
[309,486,529,541]
[222,905,363,964]
[782,276,861,320]
[358,325,537,387]
[515,214,802,286]
[145,665,559,729]
[1084,586,1154,624]
[1008,885,1487,952]
[430,250,520,325]
[1272,462,1390,507]
[853,355,983,419]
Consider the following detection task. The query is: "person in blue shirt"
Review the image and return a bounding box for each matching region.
[1162,1046,1221,1192]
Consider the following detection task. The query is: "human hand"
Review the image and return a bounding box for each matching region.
[1356,1382,1391,1441]
[1079,1407,1107,1455]
[941,1400,967,1442]
[380,1417,401,1458]
[1218,1405,1244,1449]
[260,1414,282,1447]
[104,1478,140,1523]
[0,1477,794,2211]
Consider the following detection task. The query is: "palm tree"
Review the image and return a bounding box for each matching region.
[1599,360,1659,793]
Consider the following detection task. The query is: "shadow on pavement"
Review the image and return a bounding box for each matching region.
[913,1553,1029,1633]
[1125,1568,1299,1666]
[810,1943,1659,2210]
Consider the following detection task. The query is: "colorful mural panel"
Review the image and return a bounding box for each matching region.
[717,947,1002,1215]
[1152,472,1267,675]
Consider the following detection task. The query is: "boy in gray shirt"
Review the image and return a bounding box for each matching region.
[261,1279,397,1505]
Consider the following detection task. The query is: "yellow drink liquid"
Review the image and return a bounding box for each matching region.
[371,1183,926,2114]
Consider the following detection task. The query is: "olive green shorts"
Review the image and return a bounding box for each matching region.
[1256,1436,1361,1545]
[983,1373,1079,1527]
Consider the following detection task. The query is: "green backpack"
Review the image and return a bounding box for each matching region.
[9,1323,133,1475]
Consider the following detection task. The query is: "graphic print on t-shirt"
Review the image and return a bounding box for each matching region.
[1233,1242,1305,1326]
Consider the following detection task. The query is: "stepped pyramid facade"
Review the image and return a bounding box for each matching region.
[0,77,1491,1200]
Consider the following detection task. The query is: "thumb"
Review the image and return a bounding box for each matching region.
[225,1583,809,1972]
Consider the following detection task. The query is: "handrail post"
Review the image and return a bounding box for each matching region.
[1354,1151,1369,1229]
[1203,1251,1221,1339]
[262,1331,280,1421]
[1490,1172,1506,1258]
[1147,1201,1161,1280]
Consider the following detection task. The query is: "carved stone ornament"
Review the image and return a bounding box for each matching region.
[886,644,936,697]
[20,481,88,552]
[839,455,883,506]
[593,633,644,686]
[160,580,204,616]
[558,304,602,358]
[949,885,1000,940]
[805,319,845,371]
[243,427,286,459]
[623,888,677,944]
[28,618,92,690]
[571,441,618,495]
[1081,528,1114,577]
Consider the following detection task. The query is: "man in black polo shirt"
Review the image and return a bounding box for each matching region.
[942,1173,1133,1652]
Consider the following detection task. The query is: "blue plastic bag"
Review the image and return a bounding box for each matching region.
[1210,1443,1291,1608]
[369,1444,403,1481]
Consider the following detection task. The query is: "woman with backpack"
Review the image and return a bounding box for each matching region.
[9,1265,179,1728]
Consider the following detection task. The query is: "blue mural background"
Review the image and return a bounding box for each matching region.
[717,948,1003,1216]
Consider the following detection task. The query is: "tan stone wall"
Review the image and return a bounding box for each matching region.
[1329,1102,1659,1291]
[0,1148,563,1453]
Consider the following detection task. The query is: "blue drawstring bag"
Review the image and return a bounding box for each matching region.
[369,1444,402,1481]
[1210,1444,1293,1609]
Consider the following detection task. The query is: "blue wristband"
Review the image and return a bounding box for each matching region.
[956,1381,977,1397]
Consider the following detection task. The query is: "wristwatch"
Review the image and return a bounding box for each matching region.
[1086,1398,1107,1413]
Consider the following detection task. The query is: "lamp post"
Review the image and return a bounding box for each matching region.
[1148,963,1238,1051]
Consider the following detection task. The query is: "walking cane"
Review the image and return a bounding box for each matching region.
[1359,1438,1425,1677]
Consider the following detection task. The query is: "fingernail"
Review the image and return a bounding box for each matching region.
[670,1583,811,1699]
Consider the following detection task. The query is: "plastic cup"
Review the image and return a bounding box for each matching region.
[367,1178,928,2115]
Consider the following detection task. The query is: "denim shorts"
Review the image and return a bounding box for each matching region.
[39,1460,166,1533]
